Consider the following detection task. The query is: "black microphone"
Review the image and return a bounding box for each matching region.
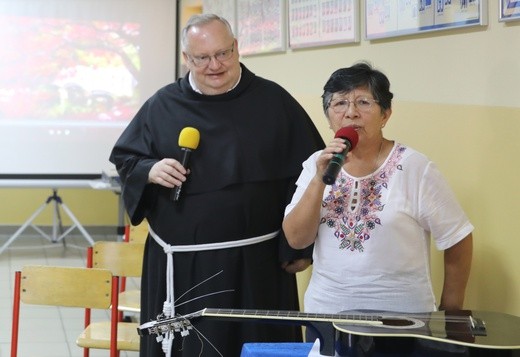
[171,127,200,202]
[322,126,359,185]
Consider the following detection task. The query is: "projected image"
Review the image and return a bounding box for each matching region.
[0,16,140,122]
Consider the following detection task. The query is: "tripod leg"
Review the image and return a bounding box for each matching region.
[58,203,95,246]
[0,202,49,255]
[52,195,65,243]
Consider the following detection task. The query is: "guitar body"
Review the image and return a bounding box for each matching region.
[329,333,520,357]
[332,310,520,357]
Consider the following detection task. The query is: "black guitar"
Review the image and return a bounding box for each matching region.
[138,308,520,356]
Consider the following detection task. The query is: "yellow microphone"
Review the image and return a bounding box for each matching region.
[171,127,200,202]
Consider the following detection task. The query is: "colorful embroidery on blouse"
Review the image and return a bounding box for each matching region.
[320,144,406,252]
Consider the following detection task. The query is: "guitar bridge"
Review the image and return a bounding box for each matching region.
[469,316,487,336]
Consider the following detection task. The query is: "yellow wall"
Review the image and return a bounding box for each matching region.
[239,8,520,317]
[1,3,519,318]
[0,188,119,226]
[294,100,520,317]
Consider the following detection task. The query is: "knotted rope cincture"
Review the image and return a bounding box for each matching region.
[149,226,279,357]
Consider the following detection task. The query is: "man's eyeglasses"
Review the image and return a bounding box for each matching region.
[187,43,235,67]
[328,97,379,113]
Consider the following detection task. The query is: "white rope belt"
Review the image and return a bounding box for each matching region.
[148,226,278,356]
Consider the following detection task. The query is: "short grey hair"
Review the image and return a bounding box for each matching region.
[181,14,234,51]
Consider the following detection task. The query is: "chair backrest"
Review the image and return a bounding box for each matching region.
[91,241,144,277]
[13,265,121,357]
[129,221,148,243]
[20,265,112,309]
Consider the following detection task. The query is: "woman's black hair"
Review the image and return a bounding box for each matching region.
[322,61,393,115]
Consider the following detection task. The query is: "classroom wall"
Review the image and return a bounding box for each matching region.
[1,2,519,318]
[239,6,520,317]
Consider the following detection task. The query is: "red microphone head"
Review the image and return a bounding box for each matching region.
[335,126,358,150]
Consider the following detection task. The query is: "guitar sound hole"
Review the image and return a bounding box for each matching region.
[381,318,415,327]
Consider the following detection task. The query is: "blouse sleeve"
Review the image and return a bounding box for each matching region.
[285,151,321,217]
[417,161,474,250]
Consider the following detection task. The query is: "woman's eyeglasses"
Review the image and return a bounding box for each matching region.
[328,97,379,113]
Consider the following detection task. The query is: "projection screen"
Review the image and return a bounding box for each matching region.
[0,0,177,179]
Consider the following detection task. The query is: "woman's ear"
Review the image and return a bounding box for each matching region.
[381,108,392,127]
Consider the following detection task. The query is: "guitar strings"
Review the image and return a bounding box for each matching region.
[186,321,224,357]
[403,313,473,323]
[174,270,226,305]
[176,318,218,357]
[170,270,230,356]
[174,289,235,308]
[379,313,472,323]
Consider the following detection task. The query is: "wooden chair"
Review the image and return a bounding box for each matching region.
[118,222,147,315]
[10,265,139,357]
[127,220,149,244]
[88,241,145,316]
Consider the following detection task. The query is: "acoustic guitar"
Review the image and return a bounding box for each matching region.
[138,308,520,356]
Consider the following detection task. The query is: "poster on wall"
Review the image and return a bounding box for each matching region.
[202,0,237,33]
[365,0,487,40]
[236,0,286,56]
[500,0,520,21]
[289,0,358,49]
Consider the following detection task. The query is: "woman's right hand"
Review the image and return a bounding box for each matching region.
[315,137,348,179]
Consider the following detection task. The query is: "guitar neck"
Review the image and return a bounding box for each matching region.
[202,308,383,326]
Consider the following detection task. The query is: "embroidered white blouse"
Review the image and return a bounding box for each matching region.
[285,143,474,314]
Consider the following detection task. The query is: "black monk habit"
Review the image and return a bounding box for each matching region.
[110,64,325,356]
